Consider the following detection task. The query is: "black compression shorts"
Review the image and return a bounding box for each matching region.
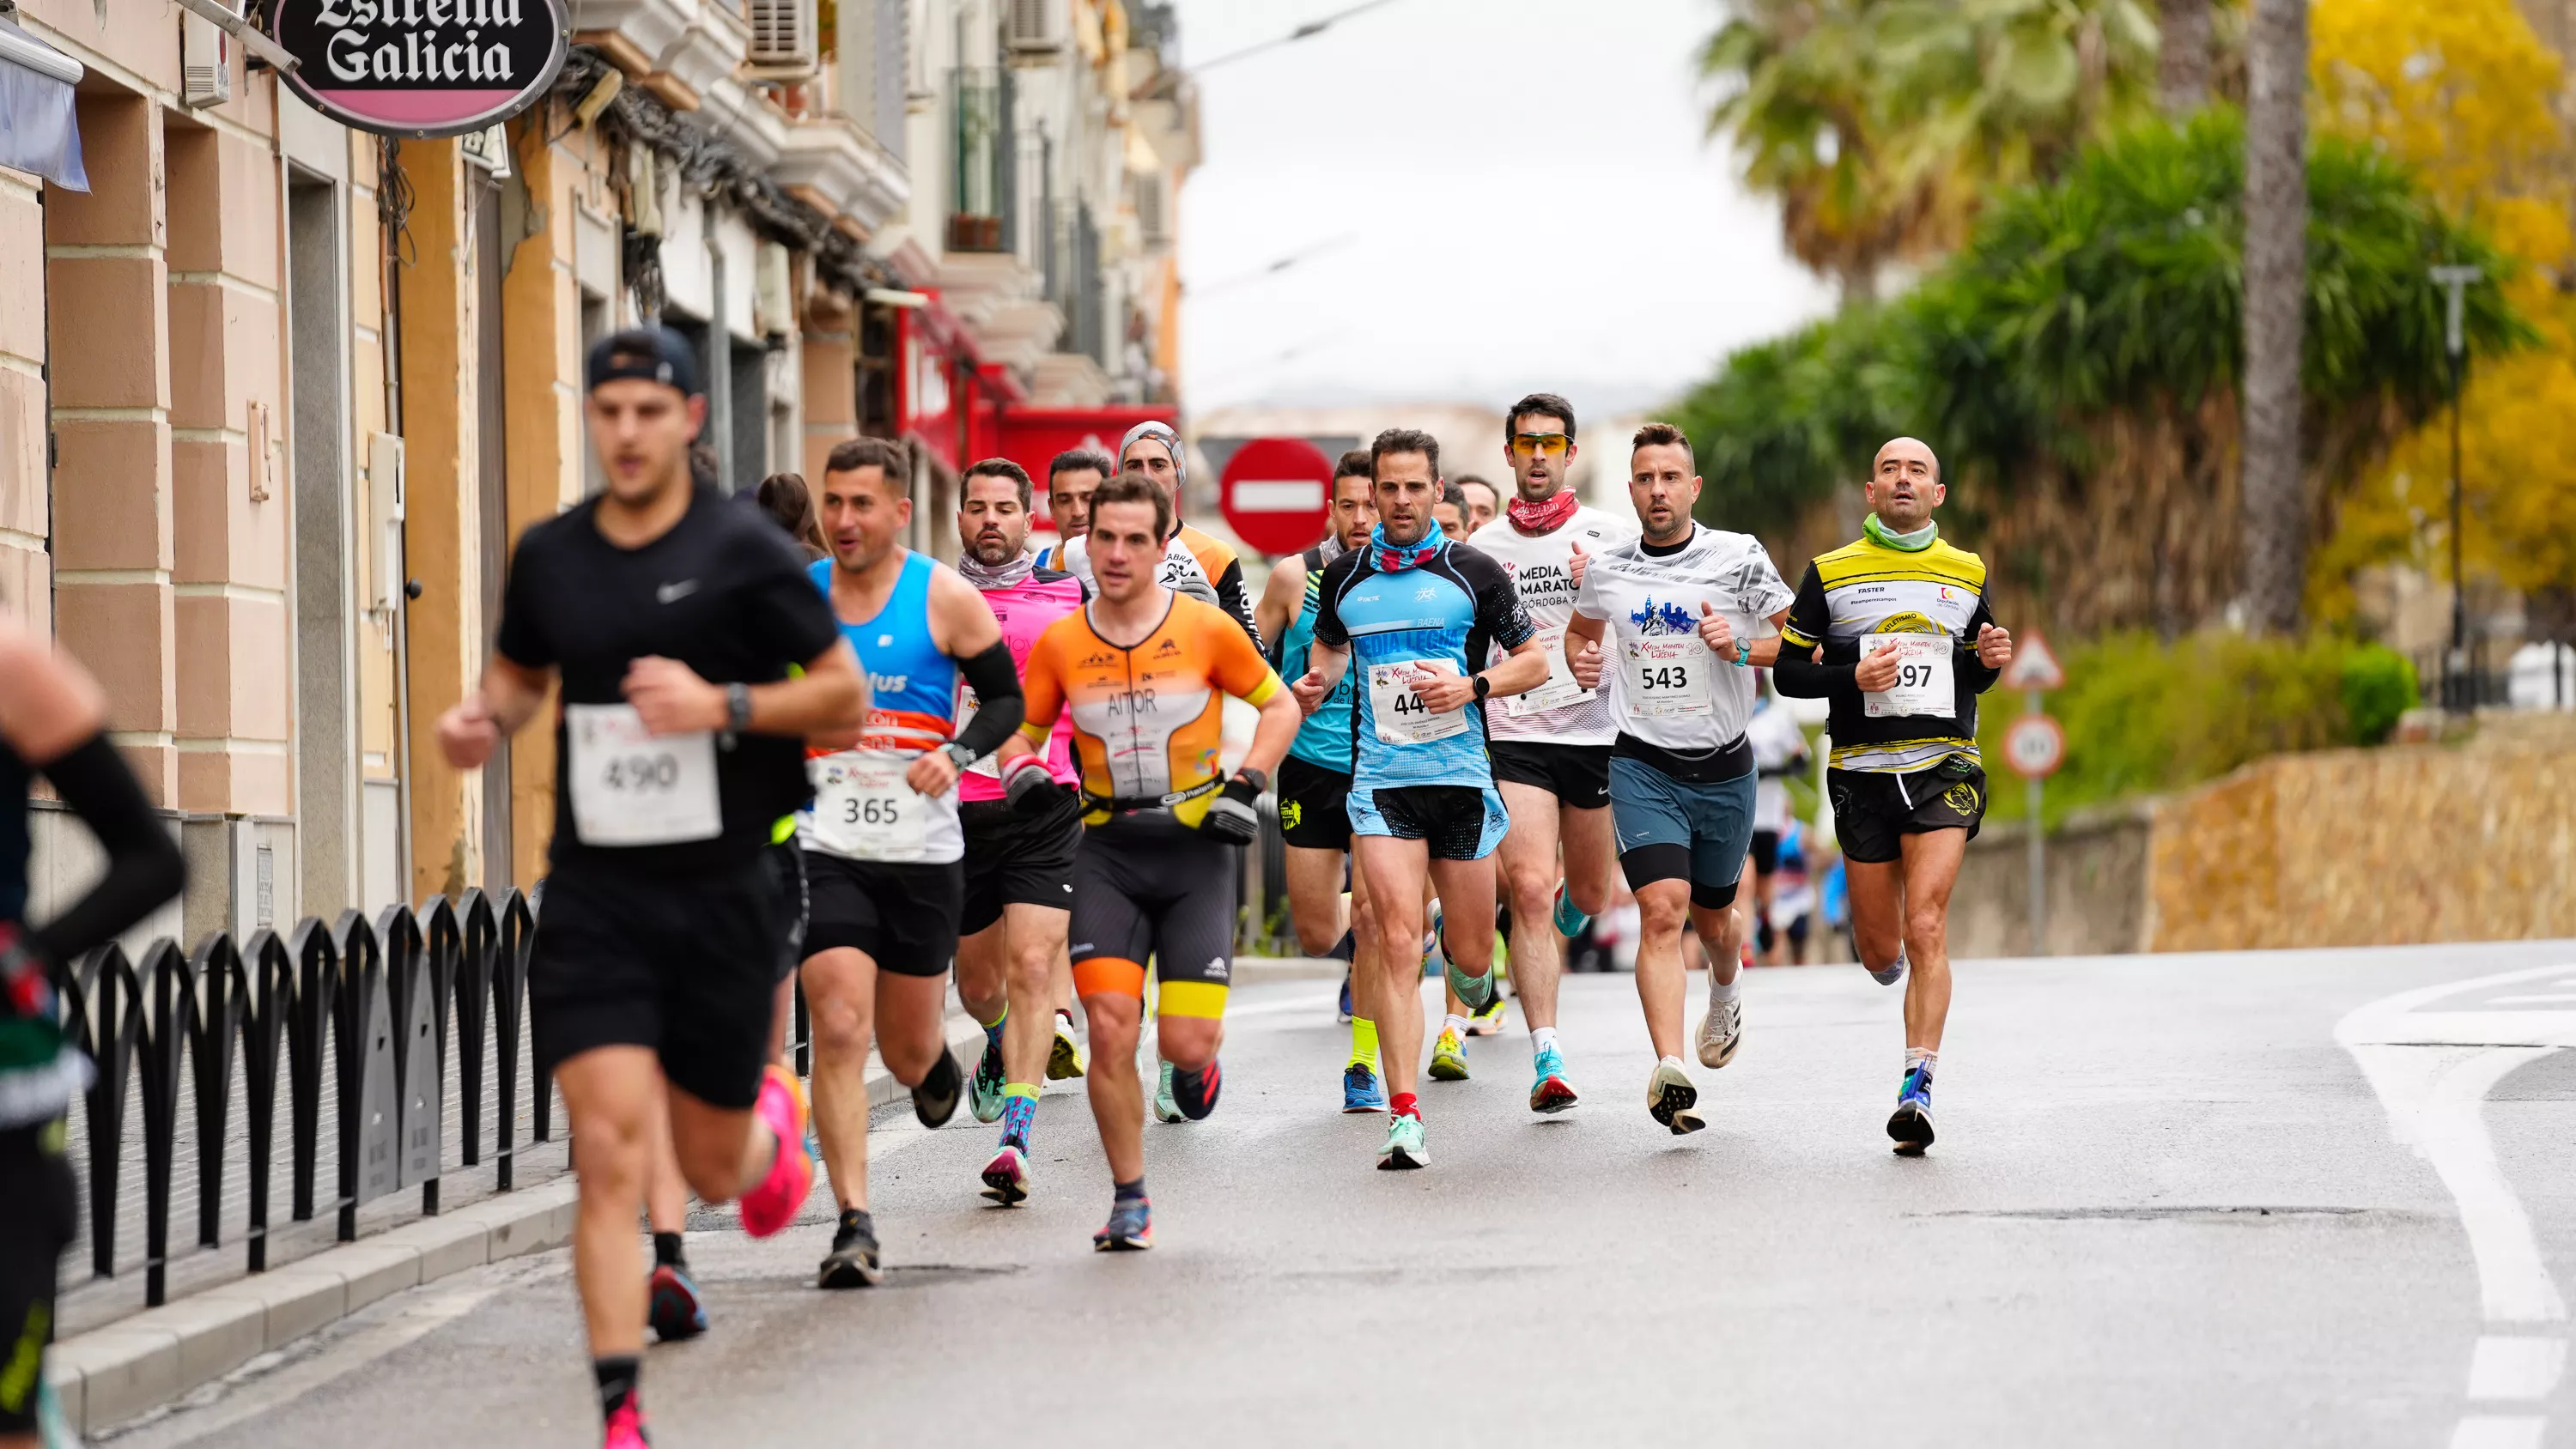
[529,858,792,1110]
[1067,832,1237,1020]
[959,795,1083,936]
[1276,755,1354,852]
[1749,829,1782,876]
[0,1122,75,1436]
[802,852,963,978]
[1488,740,1613,810]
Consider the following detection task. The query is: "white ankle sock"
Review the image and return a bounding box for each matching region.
[1531,1026,1558,1058]
[1443,1013,1471,1038]
[1711,972,1741,1003]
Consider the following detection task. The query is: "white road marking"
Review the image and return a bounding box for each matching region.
[2467,1337,2567,1401]
[2339,964,2576,1448]
[2488,994,2576,1005]
[2450,1416,2546,1449]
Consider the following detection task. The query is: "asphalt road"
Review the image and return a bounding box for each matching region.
[97,942,2576,1448]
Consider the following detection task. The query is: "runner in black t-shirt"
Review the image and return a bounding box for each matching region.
[435,328,866,1449]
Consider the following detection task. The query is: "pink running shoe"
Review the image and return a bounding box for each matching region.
[603,1401,652,1448]
[736,1064,812,1239]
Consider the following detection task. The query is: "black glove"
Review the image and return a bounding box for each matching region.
[1200,768,1266,845]
[1002,755,1068,817]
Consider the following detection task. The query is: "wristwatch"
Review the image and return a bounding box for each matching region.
[942,741,979,772]
[1472,674,1492,702]
[724,682,754,731]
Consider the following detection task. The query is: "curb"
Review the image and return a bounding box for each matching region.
[45,1012,992,1436]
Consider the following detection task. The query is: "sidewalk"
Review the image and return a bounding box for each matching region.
[45,1010,995,1437]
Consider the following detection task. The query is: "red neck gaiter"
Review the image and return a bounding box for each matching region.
[1507,489,1580,536]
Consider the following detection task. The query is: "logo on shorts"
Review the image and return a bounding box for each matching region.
[1205,958,1229,980]
[1279,799,1303,830]
[1941,779,1982,816]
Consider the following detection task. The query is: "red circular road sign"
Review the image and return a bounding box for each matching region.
[1219,436,1336,556]
[2003,712,2067,779]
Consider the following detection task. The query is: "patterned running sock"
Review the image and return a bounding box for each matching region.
[1348,1016,1380,1070]
[594,1355,641,1422]
[1530,1026,1558,1063]
[978,1004,1008,1052]
[1389,1091,1420,1121]
[999,1083,1038,1149]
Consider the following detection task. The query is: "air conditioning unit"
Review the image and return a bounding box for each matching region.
[181,11,230,109]
[754,241,794,339]
[747,0,817,75]
[1006,0,1061,54]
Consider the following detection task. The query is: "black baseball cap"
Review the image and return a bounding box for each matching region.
[584,325,703,398]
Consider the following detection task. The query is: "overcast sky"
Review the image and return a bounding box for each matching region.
[1169,0,1835,417]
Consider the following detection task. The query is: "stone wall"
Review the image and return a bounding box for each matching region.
[1951,805,2154,959]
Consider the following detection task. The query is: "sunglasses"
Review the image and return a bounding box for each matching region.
[1510,433,1571,458]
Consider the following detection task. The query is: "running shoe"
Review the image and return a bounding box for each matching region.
[969,1036,1007,1124]
[914,1046,963,1129]
[1647,1056,1706,1135]
[980,1143,1032,1206]
[1048,1011,1088,1079]
[1342,1060,1387,1113]
[1377,1112,1427,1170]
[1552,882,1589,937]
[1467,991,1507,1036]
[737,1064,812,1238]
[1528,1045,1578,1114]
[1445,957,1497,1015]
[1428,1026,1471,1082]
[1696,991,1744,1070]
[1170,1059,1222,1120]
[1337,969,1355,1024]
[1888,1063,1935,1155]
[646,1262,708,1342]
[1094,1195,1153,1252]
[1152,1059,1186,1123]
[1869,944,1908,988]
[817,1212,884,1288]
[602,1400,652,1449]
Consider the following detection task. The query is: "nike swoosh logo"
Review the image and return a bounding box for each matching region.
[657,580,698,603]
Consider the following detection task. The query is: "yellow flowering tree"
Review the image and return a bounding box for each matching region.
[2307,0,2576,634]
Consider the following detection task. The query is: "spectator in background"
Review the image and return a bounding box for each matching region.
[1432,478,1471,537]
[1036,448,1115,571]
[756,472,829,562]
[1456,476,1500,534]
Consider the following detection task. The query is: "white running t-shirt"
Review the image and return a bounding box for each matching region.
[1468,505,1638,746]
[1572,524,1795,756]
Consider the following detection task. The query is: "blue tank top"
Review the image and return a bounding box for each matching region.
[1280,546,1355,772]
[809,552,958,750]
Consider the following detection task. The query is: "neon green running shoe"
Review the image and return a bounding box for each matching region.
[969,1037,1007,1123]
[1429,1026,1471,1082]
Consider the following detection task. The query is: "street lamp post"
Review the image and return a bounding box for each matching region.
[2430,264,2482,713]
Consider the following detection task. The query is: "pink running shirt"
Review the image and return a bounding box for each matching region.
[957,567,1084,803]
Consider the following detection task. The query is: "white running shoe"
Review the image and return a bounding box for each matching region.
[1696,990,1742,1070]
[1646,1056,1705,1135]
[1868,944,1908,987]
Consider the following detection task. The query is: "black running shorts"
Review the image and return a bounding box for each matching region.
[1067,832,1237,1020]
[1488,740,1613,810]
[1276,755,1354,852]
[0,1122,75,1436]
[1828,759,1987,865]
[959,795,1083,936]
[802,851,963,979]
[528,858,790,1110]
[764,841,808,985]
[1749,828,1782,876]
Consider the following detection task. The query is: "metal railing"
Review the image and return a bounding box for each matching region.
[57,888,543,1309]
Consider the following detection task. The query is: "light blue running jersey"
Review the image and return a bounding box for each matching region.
[1311,534,1534,794]
[1279,544,1356,773]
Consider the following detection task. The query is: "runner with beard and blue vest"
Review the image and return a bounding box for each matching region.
[1291,428,1552,1171]
[1255,449,1387,1112]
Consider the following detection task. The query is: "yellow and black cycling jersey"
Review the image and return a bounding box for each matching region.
[1020,593,1283,834]
[1777,534,2001,774]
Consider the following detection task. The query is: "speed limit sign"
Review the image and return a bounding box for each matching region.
[2003,713,2065,779]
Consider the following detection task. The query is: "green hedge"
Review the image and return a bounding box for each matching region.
[1974,632,2416,825]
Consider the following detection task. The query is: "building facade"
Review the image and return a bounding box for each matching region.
[0,0,1189,941]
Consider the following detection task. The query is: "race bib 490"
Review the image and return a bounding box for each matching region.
[565,704,723,846]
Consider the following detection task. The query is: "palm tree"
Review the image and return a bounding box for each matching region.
[2158,0,2213,112]
[2239,0,2306,634]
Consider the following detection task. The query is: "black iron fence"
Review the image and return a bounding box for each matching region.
[56,888,544,1309]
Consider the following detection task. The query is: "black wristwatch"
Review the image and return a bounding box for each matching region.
[725,682,754,731]
[1472,673,1492,702]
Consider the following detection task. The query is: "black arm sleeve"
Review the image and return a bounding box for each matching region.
[1959,590,2003,694]
[29,733,185,964]
[1771,651,1855,699]
[951,640,1026,762]
[1212,558,1265,656]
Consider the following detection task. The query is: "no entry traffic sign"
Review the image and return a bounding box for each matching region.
[1219,436,1335,556]
[2004,712,2066,779]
